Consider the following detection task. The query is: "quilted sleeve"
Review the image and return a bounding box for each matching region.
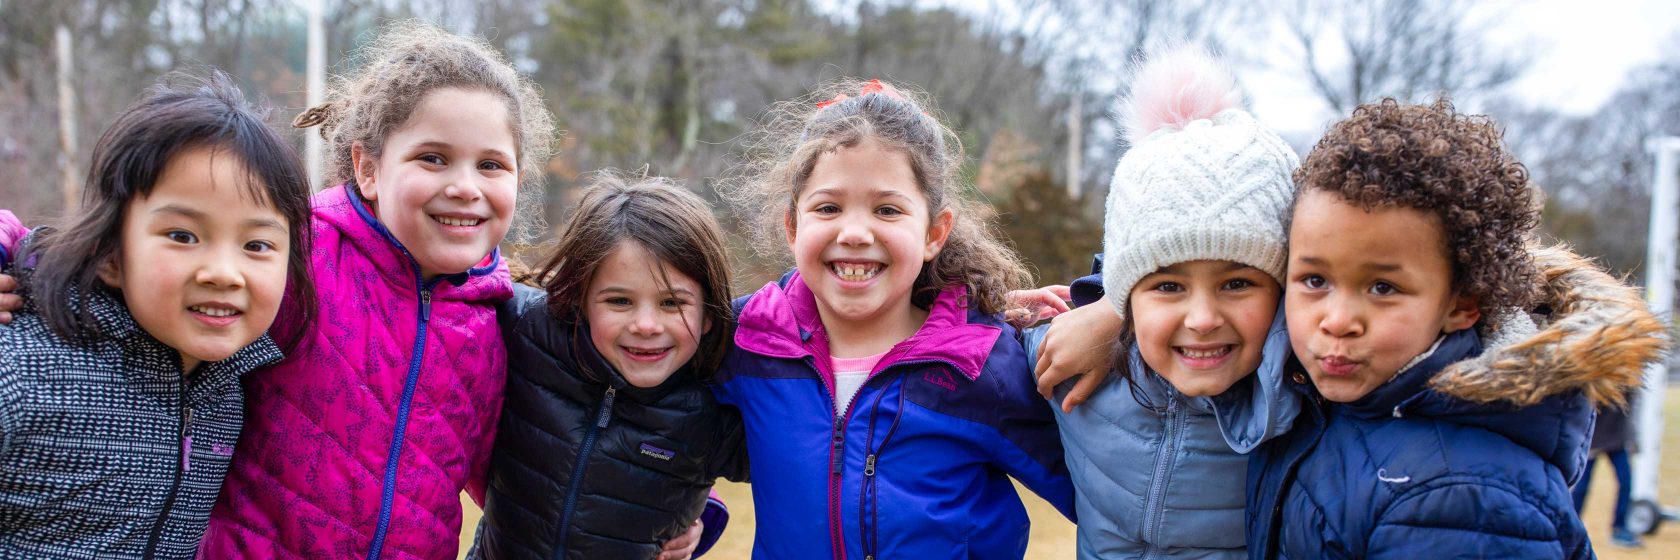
[1366,480,1573,560]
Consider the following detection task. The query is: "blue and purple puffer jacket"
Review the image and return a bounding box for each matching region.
[713,271,1075,559]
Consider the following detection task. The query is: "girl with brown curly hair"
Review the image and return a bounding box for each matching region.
[1247,98,1666,559]
[712,79,1073,558]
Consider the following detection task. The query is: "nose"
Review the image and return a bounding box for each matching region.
[443,169,484,203]
[1184,292,1224,335]
[1318,293,1364,338]
[627,306,664,336]
[195,248,246,290]
[836,211,873,247]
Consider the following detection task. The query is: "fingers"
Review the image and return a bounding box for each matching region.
[1046,284,1072,301]
[656,520,702,560]
[1061,367,1106,413]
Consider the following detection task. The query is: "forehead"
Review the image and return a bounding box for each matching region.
[590,240,702,291]
[133,147,283,220]
[802,139,924,201]
[1289,189,1449,271]
[387,87,516,152]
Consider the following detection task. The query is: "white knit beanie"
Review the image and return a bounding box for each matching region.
[1103,47,1300,318]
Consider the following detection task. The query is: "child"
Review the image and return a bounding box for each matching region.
[1023,47,1302,558]
[1247,98,1667,559]
[714,78,1075,559]
[196,22,554,559]
[0,72,313,558]
[470,174,748,559]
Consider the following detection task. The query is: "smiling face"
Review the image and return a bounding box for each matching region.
[1285,189,1481,402]
[352,87,518,279]
[786,138,953,339]
[102,146,291,373]
[1129,260,1281,397]
[584,241,710,388]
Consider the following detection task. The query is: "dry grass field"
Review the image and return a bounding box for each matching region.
[459,387,1680,558]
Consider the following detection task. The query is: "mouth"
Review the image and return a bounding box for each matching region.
[188,303,243,326]
[828,261,883,283]
[1173,344,1234,368]
[1317,354,1361,376]
[431,214,485,228]
[622,345,673,362]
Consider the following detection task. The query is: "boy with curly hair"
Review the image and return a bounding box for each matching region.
[1246,98,1666,559]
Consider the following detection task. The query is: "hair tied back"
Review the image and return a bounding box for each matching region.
[292,102,338,139]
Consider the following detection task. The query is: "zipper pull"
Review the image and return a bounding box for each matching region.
[596,387,616,428]
[420,289,432,322]
[864,454,876,477]
[831,425,845,475]
[181,408,193,473]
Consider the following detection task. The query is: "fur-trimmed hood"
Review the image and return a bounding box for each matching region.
[1430,244,1668,408]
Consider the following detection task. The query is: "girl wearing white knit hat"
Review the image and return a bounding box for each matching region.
[1021,45,1302,558]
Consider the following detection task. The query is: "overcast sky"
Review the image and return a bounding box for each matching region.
[1245,0,1680,141]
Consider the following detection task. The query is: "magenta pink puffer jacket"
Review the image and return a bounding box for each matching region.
[199,185,511,560]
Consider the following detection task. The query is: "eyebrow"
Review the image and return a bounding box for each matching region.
[805,187,915,202]
[413,140,514,162]
[153,204,207,220]
[1297,256,1403,273]
[595,286,698,297]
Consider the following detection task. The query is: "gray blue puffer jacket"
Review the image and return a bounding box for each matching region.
[1024,270,1299,559]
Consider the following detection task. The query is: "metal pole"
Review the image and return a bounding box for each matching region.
[1634,136,1680,504]
[305,0,326,191]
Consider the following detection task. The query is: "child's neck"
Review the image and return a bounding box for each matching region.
[816,300,929,359]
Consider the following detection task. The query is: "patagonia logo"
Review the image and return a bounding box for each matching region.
[211,443,235,456]
[639,443,675,462]
[923,370,957,391]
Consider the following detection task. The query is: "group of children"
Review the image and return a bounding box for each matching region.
[0,19,1667,560]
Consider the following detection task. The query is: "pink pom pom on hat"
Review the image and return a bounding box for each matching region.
[1122,46,1242,145]
[1101,45,1300,319]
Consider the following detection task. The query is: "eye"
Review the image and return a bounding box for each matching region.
[661,297,685,309]
[1222,278,1255,291]
[604,296,632,307]
[478,160,507,171]
[419,154,446,166]
[166,230,198,244]
[813,203,840,215]
[875,206,904,217]
[1150,281,1184,294]
[1300,275,1327,290]
[1369,281,1399,296]
[245,240,278,253]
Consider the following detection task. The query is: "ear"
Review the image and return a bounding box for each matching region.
[350,142,378,202]
[701,313,713,336]
[923,208,955,262]
[96,255,122,289]
[783,210,797,248]
[1440,293,1481,333]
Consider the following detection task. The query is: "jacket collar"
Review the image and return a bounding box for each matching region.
[733,270,1000,382]
[77,285,281,384]
[323,184,510,303]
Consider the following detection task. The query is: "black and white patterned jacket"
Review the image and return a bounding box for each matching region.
[0,282,281,559]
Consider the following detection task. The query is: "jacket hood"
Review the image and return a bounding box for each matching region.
[319,184,511,304]
[1429,244,1666,408]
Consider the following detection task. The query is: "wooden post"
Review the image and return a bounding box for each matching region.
[56,25,77,212]
[1066,93,1082,198]
[306,0,326,191]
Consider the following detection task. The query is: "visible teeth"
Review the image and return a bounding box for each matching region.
[1180,346,1230,359]
[832,263,881,282]
[190,305,239,317]
[433,216,482,227]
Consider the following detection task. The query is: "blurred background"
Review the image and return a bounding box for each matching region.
[3,0,1679,556]
[5,0,1678,288]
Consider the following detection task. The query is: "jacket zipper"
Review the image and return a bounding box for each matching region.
[554,386,616,560]
[1141,395,1182,546]
[825,357,952,560]
[859,374,912,560]
[1264,397,1327,559]
[142,367,192,559]
[367,282,434,560]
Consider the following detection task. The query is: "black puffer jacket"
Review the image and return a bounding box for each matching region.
[472,285,749,560]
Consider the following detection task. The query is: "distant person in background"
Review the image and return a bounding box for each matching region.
[1573,399,1643,549]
